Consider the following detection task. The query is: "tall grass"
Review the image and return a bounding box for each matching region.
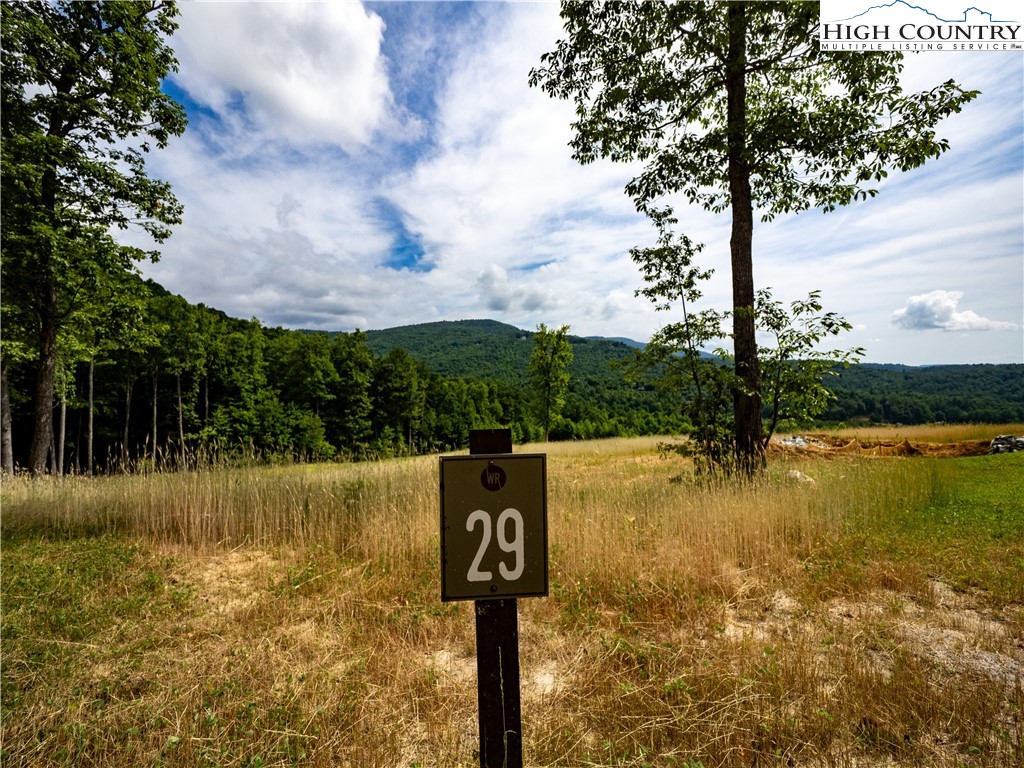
[3,458,436,559]
[2,438,948,642]
[3,431,1020,767]
[3,437,935,590]
[816,422,1024,443]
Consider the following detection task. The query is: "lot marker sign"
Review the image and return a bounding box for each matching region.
[439,429,547,768]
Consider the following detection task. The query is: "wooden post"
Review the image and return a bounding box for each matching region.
[469,429,522,768]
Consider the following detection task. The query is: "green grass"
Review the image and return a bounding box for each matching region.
[2,436,1022,767]
[805,453,1024,605]
[0,534,193,764]
[916,452,1024,602]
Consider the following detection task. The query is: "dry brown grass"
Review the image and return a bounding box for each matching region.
[816,423,1024,444]
[2,429,1022,767]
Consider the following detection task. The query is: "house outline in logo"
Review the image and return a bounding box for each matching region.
[828,1,1017,24]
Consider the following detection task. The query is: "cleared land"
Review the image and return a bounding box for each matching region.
[2,425,1022,767]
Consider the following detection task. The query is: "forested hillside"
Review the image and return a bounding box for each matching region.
[4,279,1021,476]
[363,320,676,436]
[363,320,645,384]
[365,320,1024,428]
[824,363,1024,425]
[2,285,686,474]
[364,320,533,381]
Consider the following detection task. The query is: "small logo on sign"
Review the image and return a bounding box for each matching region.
[480,463,507,491]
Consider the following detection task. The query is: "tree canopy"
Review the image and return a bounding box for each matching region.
[1,0,186,474]
[528,324,574,442]
[531,0,978,474]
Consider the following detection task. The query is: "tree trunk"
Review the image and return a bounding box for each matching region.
[544,376,553,442]
[726,2,765,476]
[123,378,133,469]
[1,363,14,475]
[28,142,65,476]
[87,358,94,476]
[73,402,82,474]
[177,372,185,466]
[29,287,59,475]
[151,372,158,466]
[57,394,66,476]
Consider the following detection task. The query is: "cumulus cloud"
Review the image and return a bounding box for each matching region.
[474,264,560,316]
[137,3,1020,361]
[384,4,645,268]
[172,2,395,151]
[891,290,1018,331]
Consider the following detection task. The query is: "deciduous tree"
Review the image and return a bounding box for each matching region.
[326,332,375,453]
[757,289,862,443]
[1,0,186,474]
[531,1,977,474]
[528,324,573,442]
[629,260,863,478]
[372,348,426,454]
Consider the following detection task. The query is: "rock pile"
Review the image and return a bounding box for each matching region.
[777,435,831,449]
[785,469,817,485]
[988,435,1024,454]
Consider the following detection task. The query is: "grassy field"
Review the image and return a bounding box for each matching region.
[2,426,1022,767]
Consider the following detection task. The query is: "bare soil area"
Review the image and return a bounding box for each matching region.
[174,546,1022,767]
[770,434,994,459]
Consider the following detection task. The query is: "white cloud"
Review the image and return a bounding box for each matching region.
[746,53,1023,364]
[136,2,1022,362]
[891,290,1018,331]
[380,3,656,333]
[172,1,395,151]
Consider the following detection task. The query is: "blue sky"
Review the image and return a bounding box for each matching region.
[136,1,1023,365]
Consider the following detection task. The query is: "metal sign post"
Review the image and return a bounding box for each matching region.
[439,429,548,768]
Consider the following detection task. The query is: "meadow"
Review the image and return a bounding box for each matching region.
[2,425,1022,767]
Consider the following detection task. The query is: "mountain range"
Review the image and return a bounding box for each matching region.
[363,319,639,382]
[359,319,1024,425]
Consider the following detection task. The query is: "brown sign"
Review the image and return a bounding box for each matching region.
[439,453,548,602]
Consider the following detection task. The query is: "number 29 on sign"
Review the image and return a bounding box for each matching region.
[466,507,525,582]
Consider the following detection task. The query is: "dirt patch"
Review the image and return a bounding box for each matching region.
[425,649,475,686]
[862,601,1017,687]
[189,548,281,618]
[719,577,1023,680]
[770,435,993,459]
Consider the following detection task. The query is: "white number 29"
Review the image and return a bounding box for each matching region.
[466,508,525,582]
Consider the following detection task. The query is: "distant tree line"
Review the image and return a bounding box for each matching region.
[3,275,1020,475]
[822,364,1024,426]
[0,281,685,474]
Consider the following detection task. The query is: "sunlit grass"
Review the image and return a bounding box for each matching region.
[2,428,1021,767]
[812,422,1024,443]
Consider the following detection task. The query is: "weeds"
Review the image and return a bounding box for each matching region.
[2,428,1021,766]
